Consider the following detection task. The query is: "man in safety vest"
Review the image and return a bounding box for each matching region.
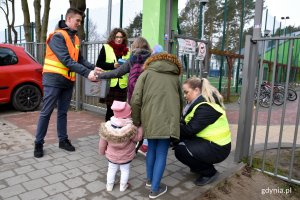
[34,8,101,158]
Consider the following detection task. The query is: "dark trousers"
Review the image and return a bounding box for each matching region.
[35,86,73,144]
[105,106,114,122]
[174,139,231,177]
[105,84,127,121]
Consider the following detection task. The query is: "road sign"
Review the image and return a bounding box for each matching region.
[177,38,197,55]
[197,42,206,60]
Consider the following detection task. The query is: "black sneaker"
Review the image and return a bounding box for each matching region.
[194,171,219,186]
[34,143,44,158]
[149,184,167,199]
[59,139,75,151]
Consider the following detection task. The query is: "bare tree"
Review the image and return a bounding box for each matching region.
[0,0,18,44]
[69,0,86,40]
[21,0,32,42]
[21,0,51,43]
[33,0,51,43]
[87,19,100,42]
[41,0,50,42]
[33,0,41,42]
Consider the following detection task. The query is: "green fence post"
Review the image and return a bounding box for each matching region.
[219,0,228,92]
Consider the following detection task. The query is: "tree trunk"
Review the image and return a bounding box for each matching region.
[69,0,86,40]
[226,56,235,102]
[7,25,12,44]
[41,0,51,42]
[0,0,12,43]
[10,0,18,44]
[34,0,41,42]
[21,0,32,42]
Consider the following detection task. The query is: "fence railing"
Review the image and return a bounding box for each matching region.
[236,33,300,185]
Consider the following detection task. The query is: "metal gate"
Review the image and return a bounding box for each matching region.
[235,0,300,185]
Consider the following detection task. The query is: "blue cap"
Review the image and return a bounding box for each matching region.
[152,44,164,55]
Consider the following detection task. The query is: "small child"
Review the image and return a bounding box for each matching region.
[99,100,143,192]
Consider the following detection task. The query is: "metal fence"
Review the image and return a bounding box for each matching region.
[17,37,209,114]
[235,0,300,185]
[77,38,209,113]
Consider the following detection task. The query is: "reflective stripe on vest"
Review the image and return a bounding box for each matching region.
[184,102,231,146]
[43,29,79,81]
[103,44,130,88]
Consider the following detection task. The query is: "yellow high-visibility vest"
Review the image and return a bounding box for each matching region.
[184,102,231,146]
[103,44,130,88]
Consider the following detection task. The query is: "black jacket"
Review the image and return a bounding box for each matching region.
[43,20,95,88]
[180,95,222,140]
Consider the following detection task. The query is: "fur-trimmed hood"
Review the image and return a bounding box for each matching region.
[99,121,137,143]
[143,53,182,75]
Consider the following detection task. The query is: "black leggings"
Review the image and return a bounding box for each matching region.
[105,106,114,122]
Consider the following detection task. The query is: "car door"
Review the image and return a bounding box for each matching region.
[0,47,18,103]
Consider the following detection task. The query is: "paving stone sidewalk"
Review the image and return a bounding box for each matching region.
[0,111,242,200]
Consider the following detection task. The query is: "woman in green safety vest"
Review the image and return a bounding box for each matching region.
[174,77,231,186]
[96,28,130,121]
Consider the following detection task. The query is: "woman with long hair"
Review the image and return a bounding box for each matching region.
[96,28,130,121]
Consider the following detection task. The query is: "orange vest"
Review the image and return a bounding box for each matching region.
[43,29,80,81]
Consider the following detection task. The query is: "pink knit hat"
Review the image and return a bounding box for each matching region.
[111,100,131,118]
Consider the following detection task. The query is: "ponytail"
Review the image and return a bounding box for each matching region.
[184,77,225,109]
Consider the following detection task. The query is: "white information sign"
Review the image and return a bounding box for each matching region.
[177,38,197,55]
[197,42,206,61]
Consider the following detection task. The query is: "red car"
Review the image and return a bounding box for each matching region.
[0,43,43,111]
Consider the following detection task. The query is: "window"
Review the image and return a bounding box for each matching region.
[0,47,18,66]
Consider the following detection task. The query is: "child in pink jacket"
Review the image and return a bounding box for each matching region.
[99,100,143,192]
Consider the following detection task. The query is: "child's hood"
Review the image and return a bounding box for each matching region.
[99,121,137,143]
[130,48,152,64]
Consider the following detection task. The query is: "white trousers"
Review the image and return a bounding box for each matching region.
[107,161,130,185]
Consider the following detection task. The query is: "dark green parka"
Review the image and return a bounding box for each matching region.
[131,53,183,139]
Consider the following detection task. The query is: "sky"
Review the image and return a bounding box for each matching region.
[263,0,300,31]
[0,0,300,42]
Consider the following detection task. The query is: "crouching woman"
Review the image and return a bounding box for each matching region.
[174,77,231,186]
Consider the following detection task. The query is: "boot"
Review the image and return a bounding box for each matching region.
[34,143,44,158]
[59,139,75,151]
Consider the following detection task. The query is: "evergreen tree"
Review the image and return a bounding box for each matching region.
[179,0,255,51]
[204,0,222,44]
[178,0,200,38]
[124,12,142,38]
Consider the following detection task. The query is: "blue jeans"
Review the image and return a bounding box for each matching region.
[35,86,73,144]
[146,139,170,192]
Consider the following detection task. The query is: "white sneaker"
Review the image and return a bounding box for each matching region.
[106,183,114,191]
[120,183,129,192]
